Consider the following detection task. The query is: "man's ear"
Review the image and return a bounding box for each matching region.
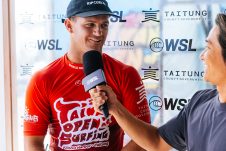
[64,18,73,33]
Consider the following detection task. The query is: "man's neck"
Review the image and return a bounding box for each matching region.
[217,83,226,103]
[67,50,83,63]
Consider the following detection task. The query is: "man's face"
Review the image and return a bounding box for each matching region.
[200,25,226,85]
[69,15,109,53]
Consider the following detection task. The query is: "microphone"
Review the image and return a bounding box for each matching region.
[82,50,109,118]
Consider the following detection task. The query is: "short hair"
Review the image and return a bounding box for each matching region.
[215,13,226,62]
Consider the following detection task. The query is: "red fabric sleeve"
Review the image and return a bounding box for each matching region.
[24,71,51,136]
[120,67,151,123]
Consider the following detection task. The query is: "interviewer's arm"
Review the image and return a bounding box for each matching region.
[122,140,146,151]
[90,86,172,151]
[112,100,171,151]
[24,135,45,151]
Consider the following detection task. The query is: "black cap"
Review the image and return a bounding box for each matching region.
[66,0,120,18]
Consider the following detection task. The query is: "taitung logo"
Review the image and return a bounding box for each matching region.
[163,9,208,21]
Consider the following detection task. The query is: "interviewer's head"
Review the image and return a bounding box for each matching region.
[200,13,226,85]
[215,13,226,62]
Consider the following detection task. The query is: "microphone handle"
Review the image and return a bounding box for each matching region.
[99,101,109,118]
[95,82,109,118]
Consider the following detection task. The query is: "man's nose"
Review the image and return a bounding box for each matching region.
[93,26,103,36]
[200,49,205,61]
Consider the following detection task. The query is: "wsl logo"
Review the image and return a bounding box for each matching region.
[150,38,164,52]
[149,96,163,111]
[110,11,127,22]
[150,38,196,52]
[25,39,63,51]
[37,39,62,51]
[165,39,196,51]
[149,96,190,111]
[164,98,189,110]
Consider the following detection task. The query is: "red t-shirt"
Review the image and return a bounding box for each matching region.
[24,53,150,151]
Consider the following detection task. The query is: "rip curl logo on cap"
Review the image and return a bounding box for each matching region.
[87,1,106,6]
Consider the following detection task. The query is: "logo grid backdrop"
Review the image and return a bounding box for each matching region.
[15,0,226,150]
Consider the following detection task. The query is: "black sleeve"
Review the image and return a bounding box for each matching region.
[157,89,216,151]
[158,107,187,151]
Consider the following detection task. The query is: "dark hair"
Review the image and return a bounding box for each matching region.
[215,13,226,62]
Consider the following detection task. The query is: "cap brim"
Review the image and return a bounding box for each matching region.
[75,11,120,18]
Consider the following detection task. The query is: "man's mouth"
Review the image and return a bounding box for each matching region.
[203,63,208,71]
[90,39,101,44]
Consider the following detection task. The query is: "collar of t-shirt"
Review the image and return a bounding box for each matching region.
[64,54,84,70]
[214,94,226,112]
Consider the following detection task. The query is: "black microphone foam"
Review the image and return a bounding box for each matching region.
[83,50,104,76]
[83,50,109,118]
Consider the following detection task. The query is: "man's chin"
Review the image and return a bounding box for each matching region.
[203,78,209,82]
[203,76,214,85]
[86,46,102,52]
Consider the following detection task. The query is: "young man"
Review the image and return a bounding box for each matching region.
[23,0,150,151]
[90,13,226,151]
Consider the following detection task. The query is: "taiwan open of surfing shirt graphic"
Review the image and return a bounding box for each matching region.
[24,54,150,151]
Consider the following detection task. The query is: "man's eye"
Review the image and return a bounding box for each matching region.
[85,23,95,27]
[102,23,109,29]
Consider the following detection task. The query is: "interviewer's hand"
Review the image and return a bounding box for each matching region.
[89,85,119,114]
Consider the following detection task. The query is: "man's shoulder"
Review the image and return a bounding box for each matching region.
[102,53,134,71]
[188,89,218,109]
[32,55,65,80]
[192,89,218,101]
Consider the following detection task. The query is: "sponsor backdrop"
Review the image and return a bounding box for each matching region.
[15,0,226,150]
